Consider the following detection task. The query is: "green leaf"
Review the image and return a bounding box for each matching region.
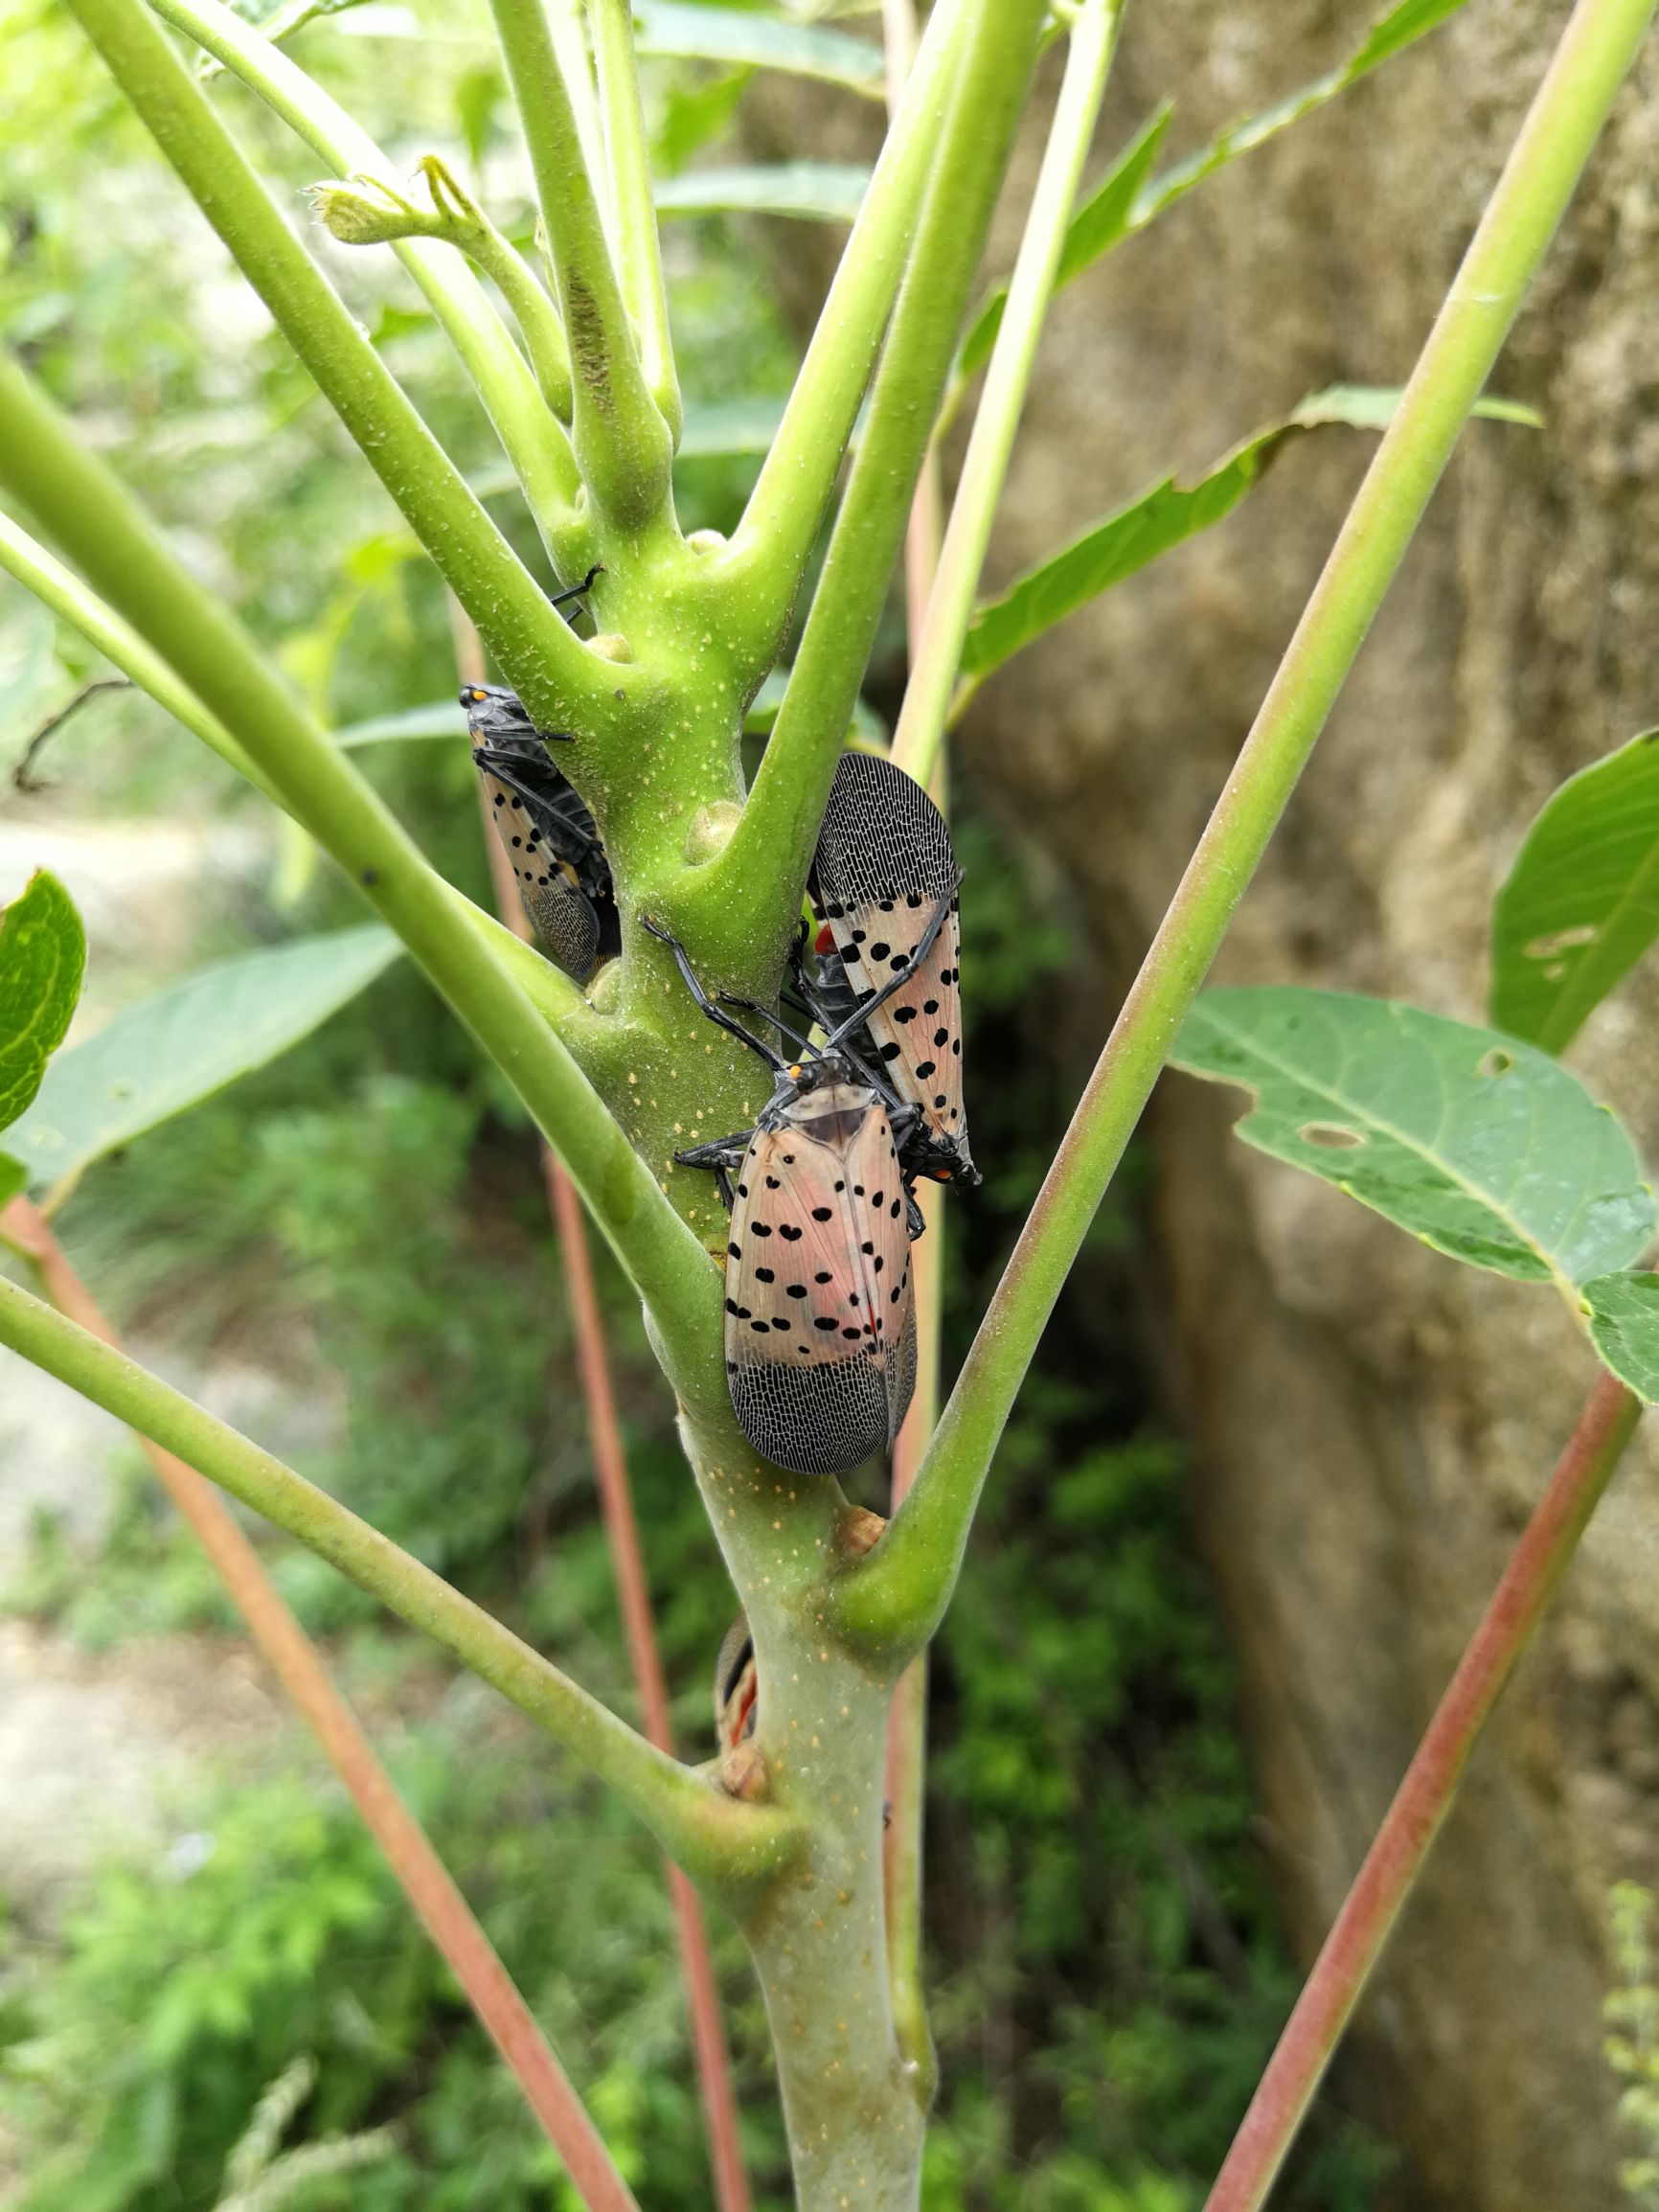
[1489,726,1659,1053]
[957,105,1173,385]
[1581,1273,1659,1402]
[335,701,466,746]
[653,162,870,223]
[0,1153,23,1207]
[4,926,401,1192]
[960,385,1530,683]
[1170,987,1654,1292]
[0,871,86,1135]
[956,0,1468,389]
[1134,0,1469,234]
[310,0,887,93]
[631,4,884,95]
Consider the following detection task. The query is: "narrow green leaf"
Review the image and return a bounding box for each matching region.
[335,701,467,746]
[5,925,402,1191]
[0,871,86,1134]
[1489,726,1659,1053]
[1170,987,1654,1291]
[653,163,870,223]
[957,105,1172,385]
[0,1154,23,1207]
[632,4,884,95]
[1581,1272,1659,1402]
[956,0,1469,393]
[1132,0,1469,233]
[961,385,1529,682]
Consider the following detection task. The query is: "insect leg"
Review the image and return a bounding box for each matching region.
[640,918,784,1072]
[549,562,603,611]
[719,994,819,1056]
[904,1186,927,1241]
[819,868,964,1057]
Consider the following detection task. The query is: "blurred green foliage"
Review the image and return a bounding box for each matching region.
[1607,1882,1659,2206]
[0,5,1383,2206]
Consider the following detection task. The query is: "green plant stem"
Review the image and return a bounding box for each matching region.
[71,0,599,718]
[591,0,681,439]
[715,0,969,667]
[148,0,583,543]
[1,498,559,1029]
[839,0,1659,1653]
[880,0,943,2093]
[0,354,719,1379]
[889,0,1123,786]
[0,1270,797,1897]
[457,601,751,2212]
[0,509,266,792]
[1205,1370,1642,2211]
[465,220,577,425]
[690,0,1049,968]
[0,1198,640,2212]
[488,0,672,533]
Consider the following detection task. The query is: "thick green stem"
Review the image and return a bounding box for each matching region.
[0,498,559,1030]
[677,1412,925,2212]
[0,508,265,791]
[148,0,583,547]
[2,1197,639,2212]
[0,1273,796,1898]
[890,0,1124,786]
[688,0,1049,970]
[71,0,600,721]
[712,0,969,669]
[591,0,681,439]
[488,0,672,533]
[839,0,1659,1653]
[0,354,717,1380]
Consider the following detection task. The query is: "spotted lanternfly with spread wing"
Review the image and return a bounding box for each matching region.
[460,685,620,983]
[642,907,957,1477]
[808,751,977,1187]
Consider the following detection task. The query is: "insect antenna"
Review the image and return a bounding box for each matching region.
[818,872,962,1059]
[640,918,785,1072]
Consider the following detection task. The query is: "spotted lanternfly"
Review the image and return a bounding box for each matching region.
[643,897,956,1477]
[807,751,977,1187]
[460,685,620,982]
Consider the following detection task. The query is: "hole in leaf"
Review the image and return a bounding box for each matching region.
[1300,1122,1364,1150]
[1477,1048,1515,1079]
[1523,924,1597,959]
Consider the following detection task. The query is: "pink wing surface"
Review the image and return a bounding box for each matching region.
[811,752,968,1157]
[721,1087,915,1475]
[477,765,602,979]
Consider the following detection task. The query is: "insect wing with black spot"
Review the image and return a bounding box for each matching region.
[722,1081,915,1477]
[810,751,974,1181]
[461,685,620,981]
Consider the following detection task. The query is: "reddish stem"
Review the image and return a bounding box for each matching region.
[457,604,751,2212]
[1204,1368,1642,2212]
[0,1194,636,2212]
